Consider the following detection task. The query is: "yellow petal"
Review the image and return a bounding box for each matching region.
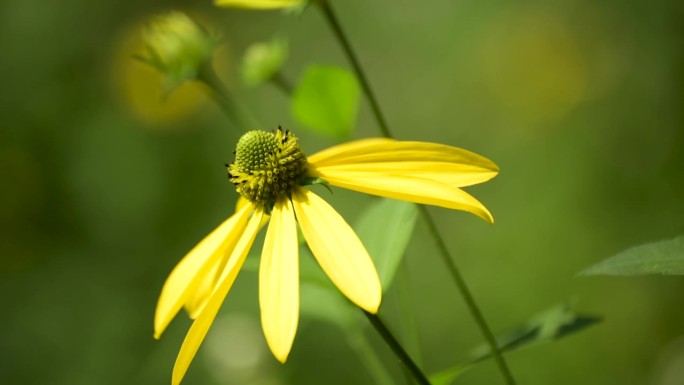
[214,0,303,9]
[259,198,299,363]
[154,203,253,339]
[237,196,271,229]
[309,139,499,179]
[172,208,265,385]
[307,138,395,165]
[235,196,252,211]
[183,259,219,319]
[313,171,494,223]
[182,199,280,320]
[292,188,381,313]
[312,161,497,187]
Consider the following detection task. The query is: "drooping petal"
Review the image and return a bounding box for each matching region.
[154,203,253,339]
[312,171,494,223]
[185,199,271,318]
[259,198,299,362]
[308,140,498,183]
[238,196,271,229]
[312,161,497,187]
[172,208,265,385]
[307,138,395,165]
[214,0,303,10]
[292,188,381,313]
[183,259,220,319]
[236,196,252,211]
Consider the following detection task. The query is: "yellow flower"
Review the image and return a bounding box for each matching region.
[155,128,498,385]
[214,0,305,10]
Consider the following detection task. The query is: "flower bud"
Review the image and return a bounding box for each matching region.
[242,37,288,87]
[138,12,216,91]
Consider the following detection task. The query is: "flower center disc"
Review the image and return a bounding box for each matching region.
[228,128,308,205]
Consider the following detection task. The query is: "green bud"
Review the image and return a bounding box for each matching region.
[138,12,216,91]
[242,37,288,87]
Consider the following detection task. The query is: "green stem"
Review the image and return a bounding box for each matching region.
[317,0,392,138]
[197,64,257,131]
[271,71,294,95]
[418,206,516,385]
[317,2,516,384]
[363,311,431,385]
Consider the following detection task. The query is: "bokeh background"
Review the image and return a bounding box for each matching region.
[2,0,684,384]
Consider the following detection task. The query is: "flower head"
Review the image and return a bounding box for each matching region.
[155,128,498,384]
[138,12,216,91]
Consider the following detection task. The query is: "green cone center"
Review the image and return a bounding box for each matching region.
[228,128,308,205]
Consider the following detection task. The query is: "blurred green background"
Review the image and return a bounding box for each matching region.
[2,0,683,384]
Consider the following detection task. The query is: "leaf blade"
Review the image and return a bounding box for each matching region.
[430,302,602,385]
[292,65,360,138]
[353,198,419,291]
[579,235,684,276]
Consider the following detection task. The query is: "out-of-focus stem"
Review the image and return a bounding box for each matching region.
[198,64,257,131]
[317,0,392,138]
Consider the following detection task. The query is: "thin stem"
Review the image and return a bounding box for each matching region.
[317,2,516,383]
[363,310,431,385]
[197,64,257,131]
[271,71,294,95]
[317,0,392,138]
[418,206,516,385]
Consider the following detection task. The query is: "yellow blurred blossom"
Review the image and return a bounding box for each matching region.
[215,0,305,10]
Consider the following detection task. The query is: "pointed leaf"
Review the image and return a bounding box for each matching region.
[468,302,601,360]
[431,302,601,385]
[579,235,684,276]
[429,365,472,385]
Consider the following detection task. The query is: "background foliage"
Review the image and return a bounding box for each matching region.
[1,0,683,384]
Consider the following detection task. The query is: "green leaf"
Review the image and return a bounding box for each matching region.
[299,176,332,194]
[353,198,418,291]
[241,37,288,87]
[469,302,601,359]
[579,235,684,276]
[300,282,357,329]
[292,65,360,138]
[429,365,472,385]
[430,302,601,385]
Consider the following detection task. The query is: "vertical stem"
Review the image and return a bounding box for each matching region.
[317,1,517,384]
[418,206,516,385]
[197,64,258,131]
[363,310,431,385]
[317,0,392,138]
[271,71,294,95]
